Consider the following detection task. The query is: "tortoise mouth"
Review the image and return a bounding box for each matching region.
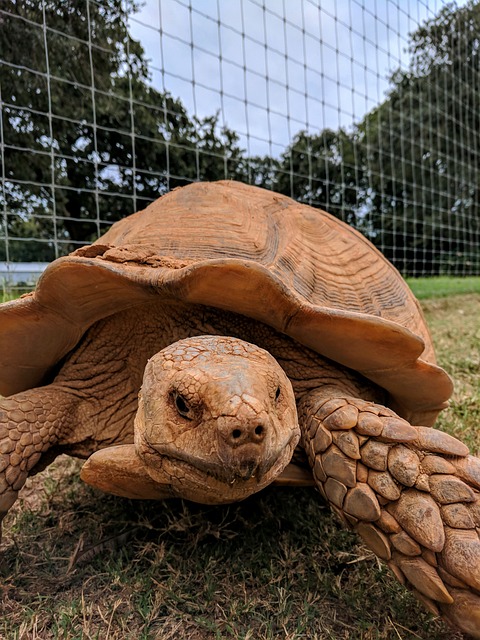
[139,435,297,503]
[144,437,295,484]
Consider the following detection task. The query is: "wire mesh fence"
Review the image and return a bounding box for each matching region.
[1,0,479,292]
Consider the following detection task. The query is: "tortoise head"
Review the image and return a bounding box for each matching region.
[132,336,299,504]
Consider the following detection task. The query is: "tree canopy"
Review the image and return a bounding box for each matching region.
[0,0,245,260]
[356,0,480,274]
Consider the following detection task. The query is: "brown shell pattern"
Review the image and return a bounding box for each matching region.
[0,181,452,423]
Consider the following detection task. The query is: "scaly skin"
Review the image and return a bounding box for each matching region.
[0,388,76,525]
[299,388,480,638]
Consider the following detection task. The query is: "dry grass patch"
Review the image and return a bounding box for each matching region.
[1,294,479,639]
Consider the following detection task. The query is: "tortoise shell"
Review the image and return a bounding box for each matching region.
[0,180,452,425]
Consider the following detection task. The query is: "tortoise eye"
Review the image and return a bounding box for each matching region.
[172,392,192,419]
[275,386,281,401]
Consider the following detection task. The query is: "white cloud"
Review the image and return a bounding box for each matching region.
[128,0,460,156]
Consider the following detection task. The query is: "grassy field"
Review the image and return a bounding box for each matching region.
[406,276,480,299]
[0,288,479,639]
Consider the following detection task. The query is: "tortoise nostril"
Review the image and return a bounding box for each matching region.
[224,423,267,446]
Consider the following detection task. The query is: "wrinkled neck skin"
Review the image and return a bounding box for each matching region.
[52,300,383,502]
[134,335,301,503]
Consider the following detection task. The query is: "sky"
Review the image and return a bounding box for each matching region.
[128,0,458,156]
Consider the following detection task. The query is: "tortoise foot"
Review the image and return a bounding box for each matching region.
[300,391,480,639]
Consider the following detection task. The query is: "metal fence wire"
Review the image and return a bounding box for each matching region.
[1,0,479,282]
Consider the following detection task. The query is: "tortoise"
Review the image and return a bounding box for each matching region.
[1,180,480,636]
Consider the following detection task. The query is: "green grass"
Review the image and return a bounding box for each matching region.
[2,468,458,640]
[0,292,28,304]
[422,294,480,450]
[406,275,480,299]
[0,292,479,639]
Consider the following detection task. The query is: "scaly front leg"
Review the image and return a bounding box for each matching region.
[299,388,480,638]
[0,387,77,536]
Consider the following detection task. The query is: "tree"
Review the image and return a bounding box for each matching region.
[2,0,480,276]
[274,128,364,226]
[356,0,480,275]
[0,0,246,261]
